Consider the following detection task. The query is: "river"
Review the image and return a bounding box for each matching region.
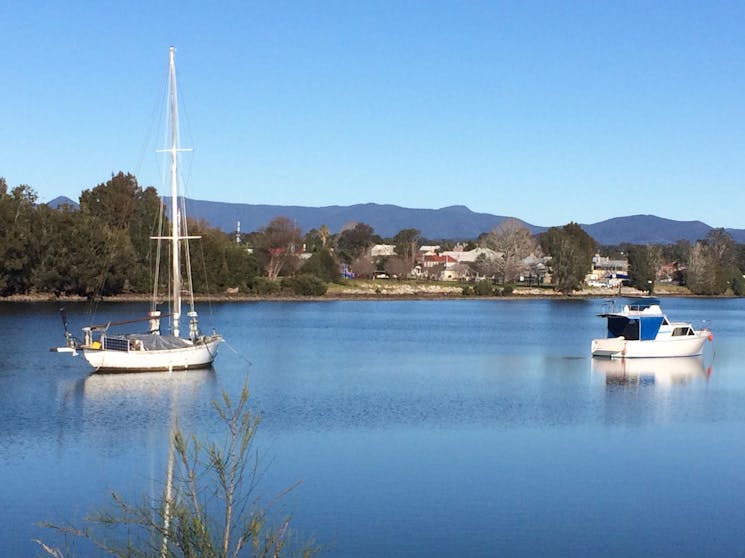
[1,298,744,556]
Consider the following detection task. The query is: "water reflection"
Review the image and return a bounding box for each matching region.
[592,356,711,387]
[77,368,217,404]
[51,368,219,458]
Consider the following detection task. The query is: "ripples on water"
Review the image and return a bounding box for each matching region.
[1,298,745,557]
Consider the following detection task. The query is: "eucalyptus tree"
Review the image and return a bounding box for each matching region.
[79,172,162,294]
[687,229,735,295]
[300,249,339,283]
[336,223,378,263]
[187,218,259,293]
[540,222,597,293]
[627,244,662,293]
[32,205,126,297]
[0,181,40,295]
[392,228,421,273]
[256,217,303,280]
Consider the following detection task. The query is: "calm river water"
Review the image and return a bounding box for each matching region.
[1,298,744,556]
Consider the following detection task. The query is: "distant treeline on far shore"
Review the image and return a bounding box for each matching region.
[2,173,744,299]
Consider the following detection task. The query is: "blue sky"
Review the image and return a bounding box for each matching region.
[3,1,745,229]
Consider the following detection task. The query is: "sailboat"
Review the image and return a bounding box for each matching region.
[56,47,222,372]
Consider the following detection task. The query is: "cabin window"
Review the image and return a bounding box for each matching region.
[608,317,636,339]
[623,320,640,340]
[672,327,692,337]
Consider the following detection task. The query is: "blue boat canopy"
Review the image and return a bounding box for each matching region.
[605,315,663,341]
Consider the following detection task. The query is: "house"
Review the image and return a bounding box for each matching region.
[518,254,551,286]
[369,244,397,257]
[440,247,501,264]
[418,245,441,255]
[441,262,474,282]
[587,254,628,287]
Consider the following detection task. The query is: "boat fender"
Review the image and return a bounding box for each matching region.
[707,332,714,342]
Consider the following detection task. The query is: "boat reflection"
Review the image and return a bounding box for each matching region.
[592,356,711,387]
[57,368,218,433]
[79,368,217,403]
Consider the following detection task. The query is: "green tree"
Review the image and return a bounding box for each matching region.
[79,172,162,294]
[686,241,718,294]
[662,240,691,285]
[392,228,421,273]
[336,223,377,263]
[0,182,40,295]
[300,249,339,283]
[540,222,597,293]
[734,243,745,276]
[627,244,661,293]
[304,224,331,253]
[687,229,735,295]
[255,217,302,280]
[31,206,112,297]
[187,219,259,293]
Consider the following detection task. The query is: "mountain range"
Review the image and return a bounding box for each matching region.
[48,196,745,245]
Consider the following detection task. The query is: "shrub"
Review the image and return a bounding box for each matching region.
[301,249,340,283]
[250,277,281,295]
[502,284,513,296]
[38,383,318,557]
[281,274,328,296]
[461,286,472,296]
[473,279,493,296]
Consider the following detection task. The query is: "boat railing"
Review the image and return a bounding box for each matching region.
[600,299,617,314]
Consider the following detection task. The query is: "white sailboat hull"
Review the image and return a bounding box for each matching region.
[82,336,222,372]
[591,332,708,359]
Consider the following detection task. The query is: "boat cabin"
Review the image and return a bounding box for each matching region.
[604,314,665,341]
[600,298,674,341]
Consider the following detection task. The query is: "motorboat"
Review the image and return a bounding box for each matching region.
[590,298,712,359]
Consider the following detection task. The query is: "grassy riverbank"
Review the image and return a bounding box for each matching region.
[0,280,702,302]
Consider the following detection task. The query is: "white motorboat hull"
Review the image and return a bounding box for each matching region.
[82,337,222,372]
[591,332,708,359]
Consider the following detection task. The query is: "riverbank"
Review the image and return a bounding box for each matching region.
[0,281,707,302]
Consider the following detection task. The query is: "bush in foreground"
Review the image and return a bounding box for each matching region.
[38,384,318,558]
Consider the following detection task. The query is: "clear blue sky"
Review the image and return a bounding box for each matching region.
[3,0,745,229]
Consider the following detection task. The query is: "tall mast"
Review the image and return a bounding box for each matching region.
[168,46,181,337]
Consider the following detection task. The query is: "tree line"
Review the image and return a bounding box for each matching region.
[2,173,744,298]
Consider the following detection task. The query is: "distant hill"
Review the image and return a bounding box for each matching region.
[47,196,79,209]
[174,199,543,240]
[52,195,745,245]
[580,215,728,245]
[175,198,745,244]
